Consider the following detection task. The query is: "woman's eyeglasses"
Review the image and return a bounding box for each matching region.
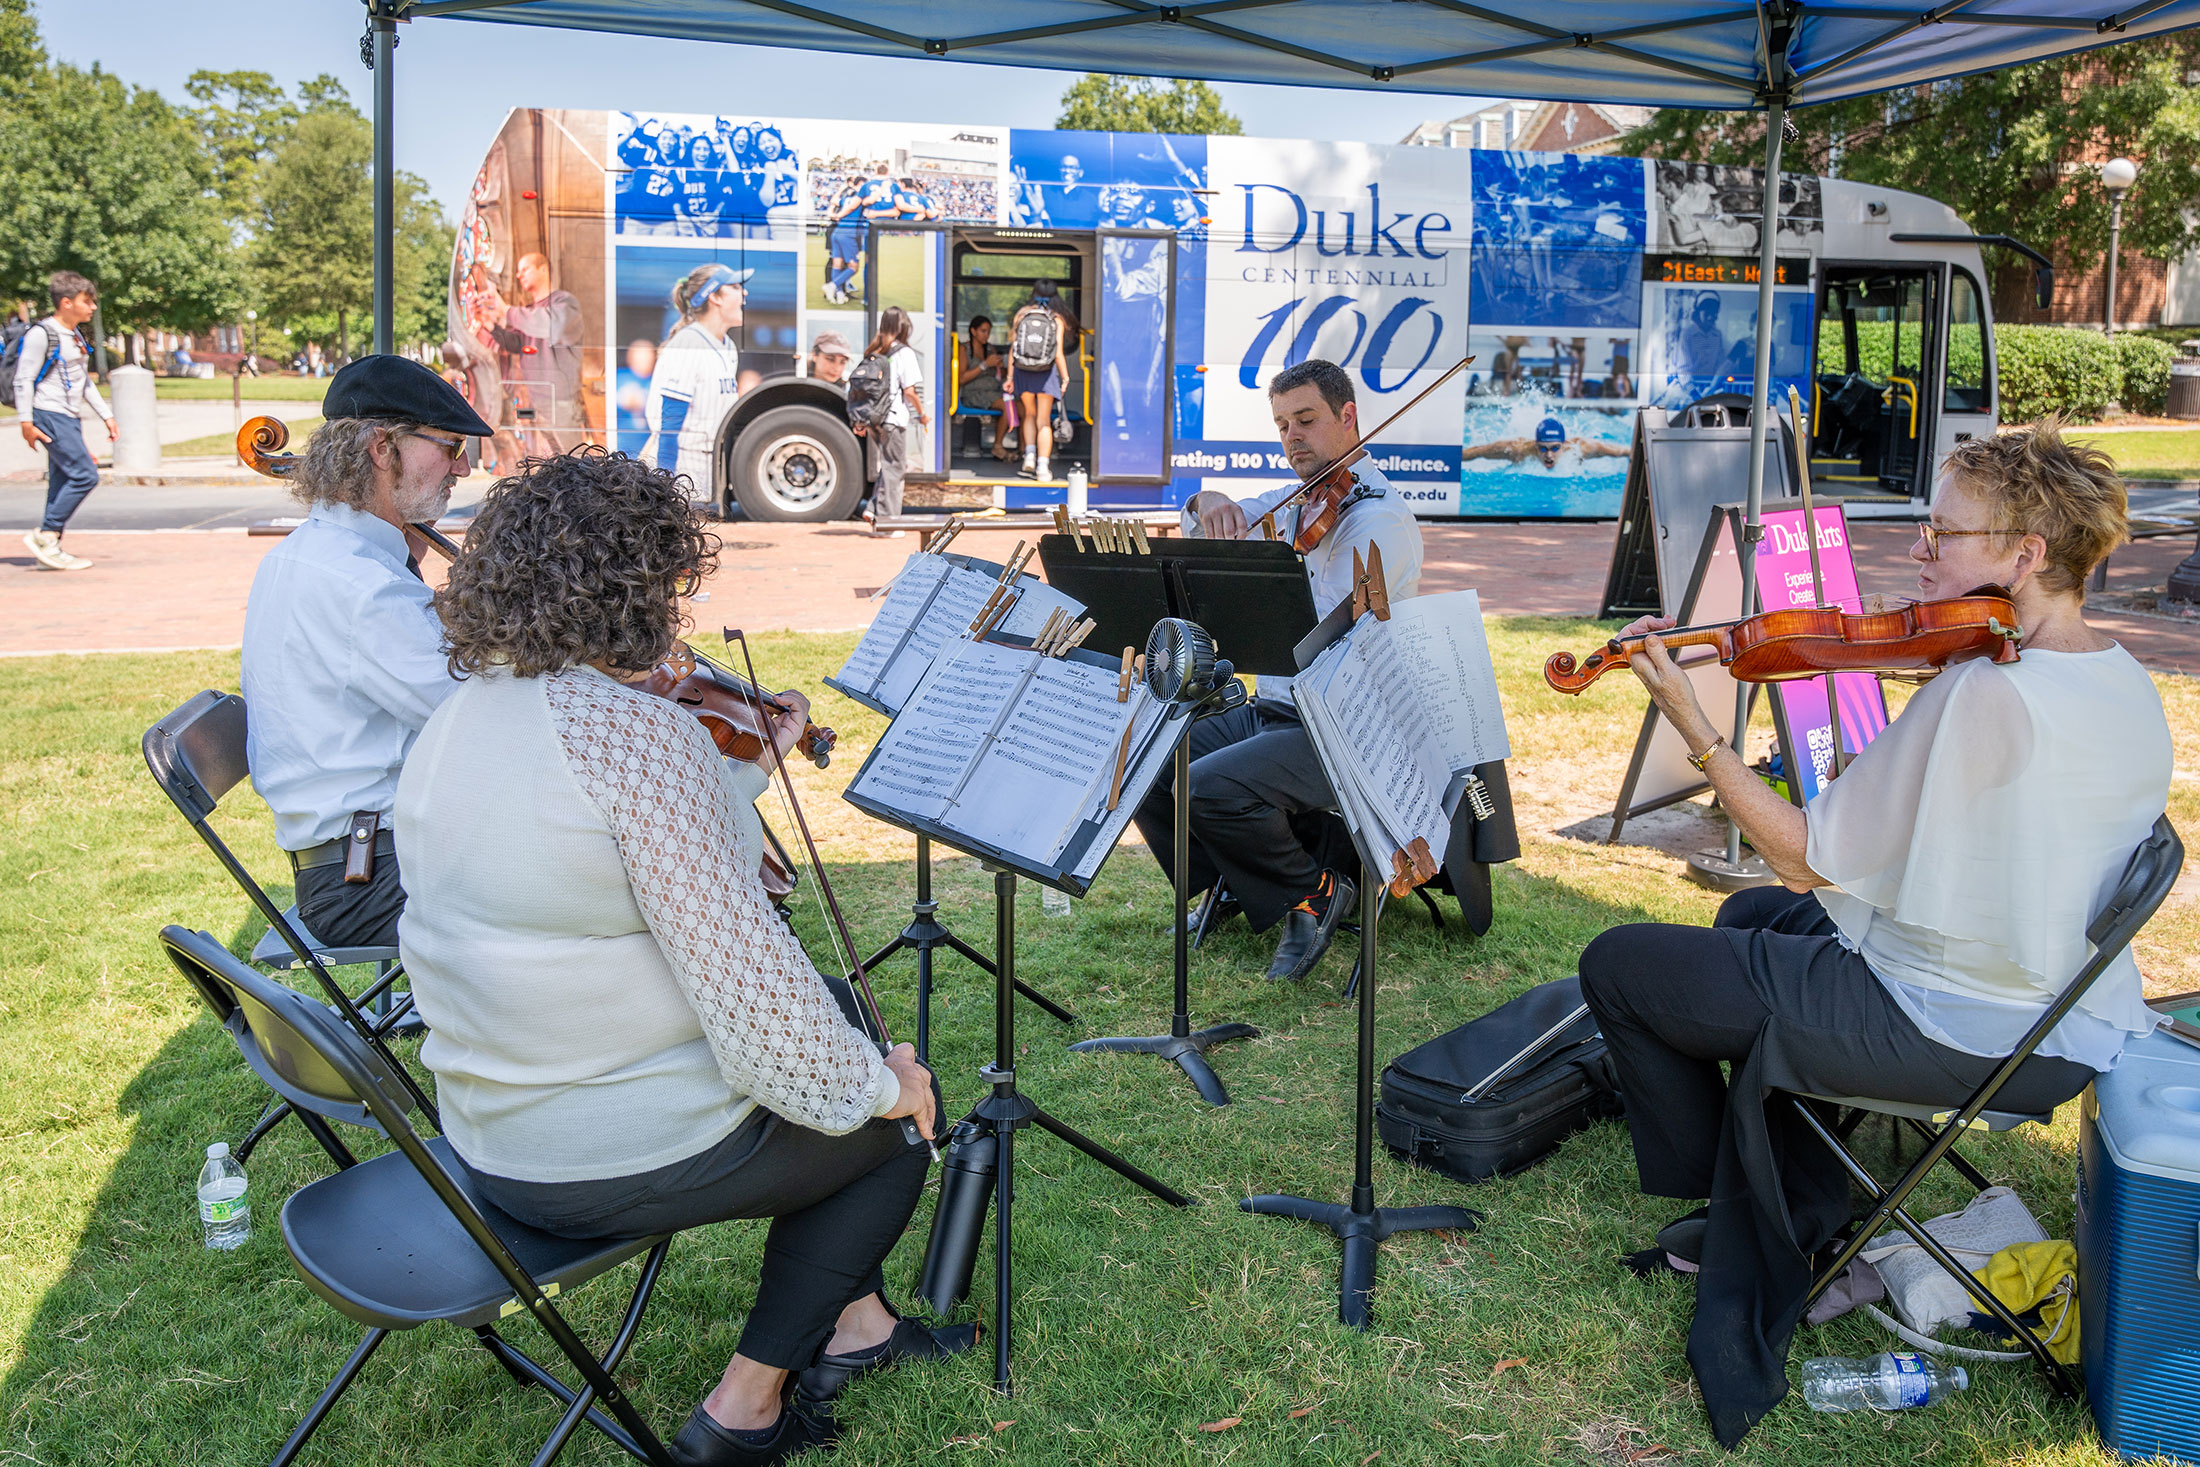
[1918,523,2017,561]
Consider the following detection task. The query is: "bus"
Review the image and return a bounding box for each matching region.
[449,109,2028,522]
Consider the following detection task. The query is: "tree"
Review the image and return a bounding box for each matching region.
[1057,75,1242,135]
[185,69,299,227]
[1622,36,2200,319]
[253,102,448,357]
[0,60,238,335]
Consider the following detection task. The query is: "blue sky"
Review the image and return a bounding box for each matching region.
[33,1,1492,219]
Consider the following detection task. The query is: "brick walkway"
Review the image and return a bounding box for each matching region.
[5,519,2196,674]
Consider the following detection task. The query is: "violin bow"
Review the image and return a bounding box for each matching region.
[1786,386,1848,778]
[1258,353,1477,532]
[721,629,930,1151]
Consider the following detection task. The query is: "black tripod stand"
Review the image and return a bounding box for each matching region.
[1241,860,1482,1327]
[1069,684,1258,1105]
[857,834,1074,1062]
[919,868,1193,1394]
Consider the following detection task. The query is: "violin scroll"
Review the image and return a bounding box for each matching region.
[238,415,302,479]
[1542,642,1635,695]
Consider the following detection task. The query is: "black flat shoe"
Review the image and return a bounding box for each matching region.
[669,1397,836,1467]
[793,1314,980,1408]
[1266,870,1354,982]
[1621,1206,1709,1279]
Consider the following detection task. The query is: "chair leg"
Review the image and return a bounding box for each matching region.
[234,1099,292,1164]
[1414,886,1447,932]
[1902,1116,1995,1192]
[270,1327,387,1467]
[293,1108,359,1170]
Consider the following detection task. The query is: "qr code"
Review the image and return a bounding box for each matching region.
[1805,725,1835,780]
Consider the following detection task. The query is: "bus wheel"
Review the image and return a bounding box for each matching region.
[727,406,864,522]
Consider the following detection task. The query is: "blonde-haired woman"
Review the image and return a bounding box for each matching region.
[646,263,750,492]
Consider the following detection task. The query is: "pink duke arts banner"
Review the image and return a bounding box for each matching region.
[1752,505,1888,803]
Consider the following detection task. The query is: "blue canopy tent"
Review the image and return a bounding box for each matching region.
[365,0,2197,859]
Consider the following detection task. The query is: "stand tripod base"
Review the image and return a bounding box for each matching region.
[1238,1195,1481,1329]
[1684,846,1778,893]
[1070,1024,1260,1106]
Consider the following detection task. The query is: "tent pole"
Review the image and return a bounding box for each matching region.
[1724,94,1785,868]
[371,4,397,357]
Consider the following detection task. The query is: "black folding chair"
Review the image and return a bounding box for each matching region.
[1791,814,2184,1394]
[159,927,680,1467]
[143,690,437,1157]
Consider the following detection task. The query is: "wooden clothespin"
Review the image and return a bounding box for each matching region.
[1258,511,1278,543]
[1386,836,1440,897]
[969,583,1009,635]
[1035,608,1067,651]
[1130,518,1152,554]
[1350,542,1392,622]
[930,515,963,554]
[1056,617,1095,656]
[1107,714,1137,811]
[1050,503,1071,538]
[1117,646,1134,702]
[1133,652,1146,684]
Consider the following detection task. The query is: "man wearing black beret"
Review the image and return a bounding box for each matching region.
[241,356,493,955]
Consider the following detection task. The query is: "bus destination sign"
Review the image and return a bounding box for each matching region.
[1644,255,1808,287]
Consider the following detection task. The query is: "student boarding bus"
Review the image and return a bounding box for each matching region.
[450,109,2041,522]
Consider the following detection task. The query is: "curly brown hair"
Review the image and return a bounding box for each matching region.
[437,447,719,678]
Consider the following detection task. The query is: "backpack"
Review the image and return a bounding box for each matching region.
[0,322,59,411]
[1010,307,1059,371]
[844,351,894,430]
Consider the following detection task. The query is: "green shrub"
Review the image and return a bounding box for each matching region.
[2112,333,2176,416]
[1994,326,2121,423]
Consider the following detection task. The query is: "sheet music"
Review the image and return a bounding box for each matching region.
[995,579,1085,639]
[847,637,1031,822]
[876,564,1002,712]
[1385,591,1512,768]
[1070,694,1174,880]
[832,554,949,700]
[948,657,1143,862]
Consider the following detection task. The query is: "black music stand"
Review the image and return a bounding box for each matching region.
[1042,533,1317,1106]
[843,640,1199,1395]
[1239,607,1482,1328]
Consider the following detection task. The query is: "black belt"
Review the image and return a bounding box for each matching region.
[290,828,395,873]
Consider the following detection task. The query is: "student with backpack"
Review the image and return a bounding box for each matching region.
[1008,281,1070,481]
[8,272,112,571]
[850,306,927,528]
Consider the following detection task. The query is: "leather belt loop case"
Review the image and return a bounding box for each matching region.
[344,810,380,885]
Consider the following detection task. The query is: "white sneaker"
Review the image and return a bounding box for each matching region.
[24,529,75,570]
[1036,459,1051,481]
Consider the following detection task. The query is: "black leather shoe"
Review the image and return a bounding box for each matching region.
[792,1313,980,1409]
[1265,870,1355,981]
[669,1396,836,1467]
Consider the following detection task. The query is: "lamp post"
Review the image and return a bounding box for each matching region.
[246,308,258,368]
[2102,157,2137,336]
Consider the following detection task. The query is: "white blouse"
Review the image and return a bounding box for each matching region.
[1805,646,2173,1071]
[394,663,894,1183]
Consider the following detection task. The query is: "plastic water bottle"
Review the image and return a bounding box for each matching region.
[1801,1352,1967,1412]
[1042,885,1073,918]
[197,1142,251,1251]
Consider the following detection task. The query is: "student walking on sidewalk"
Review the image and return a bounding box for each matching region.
[13,272,112,571]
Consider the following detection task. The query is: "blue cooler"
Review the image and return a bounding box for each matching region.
[2077,1026,2200,1464]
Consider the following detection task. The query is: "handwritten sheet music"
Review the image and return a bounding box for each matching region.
[1385,591,1511,769]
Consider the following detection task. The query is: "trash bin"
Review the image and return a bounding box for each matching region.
[2169,359,2200,420]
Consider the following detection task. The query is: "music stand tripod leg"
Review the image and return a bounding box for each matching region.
[1070,696,1258,1106]
[852,834,1077,1064]
[1241,861,1481,1327]
[918,869,1193,1393]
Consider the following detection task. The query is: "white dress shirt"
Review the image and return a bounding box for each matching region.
[241,501,458,849]
[1181,461,1425,706]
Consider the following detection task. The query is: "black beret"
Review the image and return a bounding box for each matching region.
[324,354,494,436]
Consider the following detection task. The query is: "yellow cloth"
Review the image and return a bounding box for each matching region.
[1972,1240,2080,1365]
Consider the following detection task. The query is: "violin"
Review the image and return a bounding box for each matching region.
[1255,355,1474,553]
[1543,587,2023,695]
[644,640,836,771]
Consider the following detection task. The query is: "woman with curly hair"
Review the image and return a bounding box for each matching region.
[394,449,971,1466]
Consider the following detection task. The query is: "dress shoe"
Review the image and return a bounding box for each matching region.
[668,1396,835,1467]
[792,1308,979,1409]
[1265,869,1355,982]
[1164,894,1241,940]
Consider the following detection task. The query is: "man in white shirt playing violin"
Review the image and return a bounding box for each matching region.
[1134,359,1428,982]
[241,355,493,952]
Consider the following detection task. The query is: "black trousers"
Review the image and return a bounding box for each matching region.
[461,979,928,1372]
[1579,886,2094,1447]
[294,844,407,950]
[1130,703,1341,931]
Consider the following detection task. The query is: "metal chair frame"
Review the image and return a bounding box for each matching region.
[159,927,679,1467]
[143,690,439,1153]
[1791,815,2184,1395]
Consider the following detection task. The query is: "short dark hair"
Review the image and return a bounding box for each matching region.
[1268,359,1354,415]
[48,271,95,308]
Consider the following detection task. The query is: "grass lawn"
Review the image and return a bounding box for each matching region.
[2,627,2194,1466]
[152,377,330,403]
[2064,428,2200,480]
[165,416,322,458]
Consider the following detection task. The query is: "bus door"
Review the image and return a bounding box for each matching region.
[945,230,1090,481]
[865,220,950,479]
[1092,228,1177,484]
[1937,266,1996,490]
[1811,264,1941,500]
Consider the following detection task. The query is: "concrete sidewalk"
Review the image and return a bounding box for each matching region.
[5,517,2195,674]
